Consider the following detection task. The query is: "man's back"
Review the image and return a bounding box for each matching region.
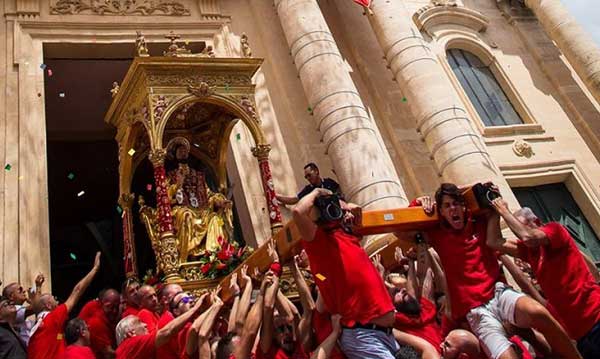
[28,304,69,359]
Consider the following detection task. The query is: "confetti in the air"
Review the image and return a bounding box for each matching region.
[77,190,85,197]
[59,92,65,98]
[128,148,136,156]
[402,97,407,102]
[4,164,11,171]
[146,184,152,191]
[67,173,75,180]
[48,69,53,77]
[236,133,241,141]
[69,253,77,260]
[40,64,47,70]
[315,273,326,281]
[116,205,123,214]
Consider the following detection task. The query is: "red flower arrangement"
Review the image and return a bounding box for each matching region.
[195,236,252,280]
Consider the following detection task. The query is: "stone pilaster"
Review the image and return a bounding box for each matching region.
[525,0,600,107]
[365,0,514,198]
[274,0,407,209]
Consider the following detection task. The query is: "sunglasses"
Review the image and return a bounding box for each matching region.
[171,293,194,311]
[275,324,293,334]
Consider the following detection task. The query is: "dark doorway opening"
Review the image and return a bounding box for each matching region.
[44,50,131,308]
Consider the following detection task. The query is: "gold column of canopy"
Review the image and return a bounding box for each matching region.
[104,32,280,286]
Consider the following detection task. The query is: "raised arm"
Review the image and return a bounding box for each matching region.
[156,292,206,348]
[259,240,281,354]
[499,255,546,305]
[276,194,299,205]
[491,198,548,247]
[485,208,520,257]
[310,314,342,359]
[234,265,253,333]
[227,272,240,333]
[234,271,273,359]
[396,247,417,298]
[184,292,214,356]
[65,252,101,313]
[292,188,332,242]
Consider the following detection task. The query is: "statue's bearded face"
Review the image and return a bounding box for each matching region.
[175,145,189,161]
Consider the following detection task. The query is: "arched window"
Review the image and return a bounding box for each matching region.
[447,48,523,127]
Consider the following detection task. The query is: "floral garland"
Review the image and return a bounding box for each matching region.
[197,236,253,280]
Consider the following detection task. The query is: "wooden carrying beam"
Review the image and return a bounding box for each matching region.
[218,185,493,301]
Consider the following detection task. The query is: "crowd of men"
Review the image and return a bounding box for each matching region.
[1,162,600,358]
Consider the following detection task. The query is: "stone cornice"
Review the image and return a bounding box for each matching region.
[414,4,489,35]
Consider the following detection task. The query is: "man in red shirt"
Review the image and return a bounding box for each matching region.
[293,188,397,359]
[28,252,101,359]
[137,285,160,332]
[156,283,183,359]
[121,278,140,318]
[489,198,600,358]
[415,183,579,359]
[115,289,208,359]
[82,288,120,358]
[62,318,94,359]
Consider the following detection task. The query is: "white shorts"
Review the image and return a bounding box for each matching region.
[466,282,525,359]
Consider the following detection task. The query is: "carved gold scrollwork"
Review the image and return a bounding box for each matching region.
[187,82,215,97]
[158,233,181,280]
[118,192,135,210]
[50,0,191,16]
[148,148,167,166]
[239,96,259,123]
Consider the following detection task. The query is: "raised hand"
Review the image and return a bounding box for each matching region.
[34,273,45,288]
[267,239,279,263]
[395,247,409,265]
[331,314,342,334]
[240,265,251,288]
[93,252,101,270]
[211,285,223,307]
[491,197,509,213]
[229,273,240,296]
[371,253,385,276]
[416,196,434,215]
[260,271,275,295]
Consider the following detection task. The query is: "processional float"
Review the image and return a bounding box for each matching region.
[105,31,496,298]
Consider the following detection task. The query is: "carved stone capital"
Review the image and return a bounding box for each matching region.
[251,144,272,160]
[118,193,136,210]
[496,0,534,23]
[148,148,167,166]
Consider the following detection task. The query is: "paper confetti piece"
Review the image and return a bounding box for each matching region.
[116,205,123,214]
[77,190,85,197]
[307,106,313,113]
[235,133,241,141]
[128,148,136,156]
[401,97,407,102]
[315,273,326,281]
[59,92,65,98]
[18,176,23,180]
[67,173,75,180]
[69,253,77,260]
[40,63,47,70]
[48,69,53,77]
[146,184,152,191]
[4,164,11,171]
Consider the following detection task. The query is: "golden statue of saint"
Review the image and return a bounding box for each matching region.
[165,137,233,261]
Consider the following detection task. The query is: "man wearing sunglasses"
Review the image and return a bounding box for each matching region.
[276,162,342,205]
[1,273,44,345]
[0,296,26,358]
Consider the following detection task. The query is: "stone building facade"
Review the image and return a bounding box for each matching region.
[2,0,600,288]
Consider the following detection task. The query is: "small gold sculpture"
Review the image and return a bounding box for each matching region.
[135,31,149,57]
[163,31,191,57]
[240,33,252,58]
[110,82,120,98]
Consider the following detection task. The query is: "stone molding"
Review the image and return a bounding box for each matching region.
[50,0,191,16]
[414,3,490,35]
[495,0,534,24]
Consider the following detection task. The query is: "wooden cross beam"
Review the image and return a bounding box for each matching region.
[218,185,492,302]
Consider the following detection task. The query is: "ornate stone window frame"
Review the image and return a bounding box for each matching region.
[501,159,600,237]
[439,34,543,137]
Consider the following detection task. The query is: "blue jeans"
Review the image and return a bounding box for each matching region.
[578,321,600,359]
[339,327,399,359]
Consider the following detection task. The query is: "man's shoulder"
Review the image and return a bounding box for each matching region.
[322,177,339,186]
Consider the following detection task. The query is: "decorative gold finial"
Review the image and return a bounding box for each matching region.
[135,31,149,57]
[110,82,120,98]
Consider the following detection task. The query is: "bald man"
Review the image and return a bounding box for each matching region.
[83,288,120,358]
[440,330,483,359]
[156,283,183,359]
[137,285,160,332]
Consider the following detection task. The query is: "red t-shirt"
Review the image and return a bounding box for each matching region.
[157,310,179,359]
[28,304,69,359]
[115,332,156,359]
[122,305,139,319]
[311,309,346,359]
[303,227,394,326]
[85,310,116,358]
[426,215,501,320]
[517,222,600,339]
[78,300,102,322]
[137,309,160,332]
[393,298,442,350]
[61,345,95,359]
[256,344,308,359]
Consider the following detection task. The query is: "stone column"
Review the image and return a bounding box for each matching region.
[252,144,283,234]
[118,193,138,279]
[365,0,513,196]
[525,0,600,107]
[148,149,181,281]
[274,0,407,209]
